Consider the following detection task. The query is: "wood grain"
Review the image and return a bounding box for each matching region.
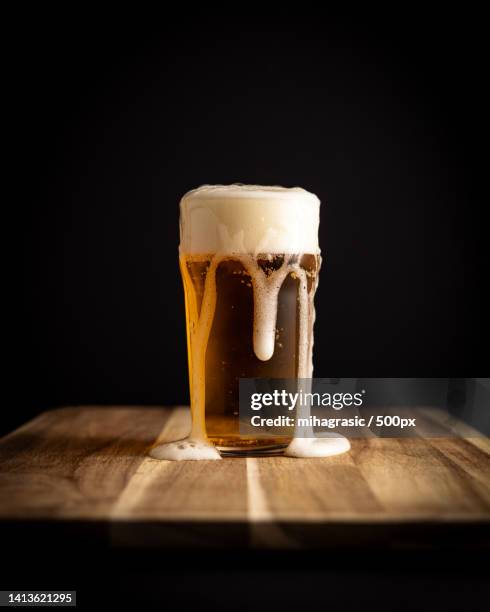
[0,406,489,548]
[0,407,168,519]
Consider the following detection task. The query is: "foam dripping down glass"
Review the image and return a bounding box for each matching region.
[150,184,350,460]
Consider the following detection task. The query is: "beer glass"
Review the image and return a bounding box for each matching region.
[179,184,320,455]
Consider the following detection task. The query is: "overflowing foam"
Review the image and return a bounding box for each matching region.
[150,184,350,461]
[180,184,320,255]
[285,434,351,458]
[150,439,221,461]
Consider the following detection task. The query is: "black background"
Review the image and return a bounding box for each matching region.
[14,9,485,437]
[6,8,488,611]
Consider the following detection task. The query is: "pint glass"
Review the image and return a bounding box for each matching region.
[179,184,320,455]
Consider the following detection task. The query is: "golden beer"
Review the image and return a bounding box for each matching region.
[181,253,320,452]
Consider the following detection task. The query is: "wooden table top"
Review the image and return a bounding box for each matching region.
[0,406,489,548]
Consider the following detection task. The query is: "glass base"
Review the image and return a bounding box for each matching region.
[210,434,290,457]
[217,443,288,457]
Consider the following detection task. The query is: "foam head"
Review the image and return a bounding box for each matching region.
[179,184,321,255]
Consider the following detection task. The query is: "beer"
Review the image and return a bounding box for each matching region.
[150,184,349,460]
[182,252,320,451]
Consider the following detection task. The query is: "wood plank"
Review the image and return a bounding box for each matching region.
[110,408,249,547]
[247,451,383,547]
[413,408,490,506]
[420,406,490,454]
[351,437,489,518]
[112,408,248,521]
[0,406,168,519]
[252,448,383,520]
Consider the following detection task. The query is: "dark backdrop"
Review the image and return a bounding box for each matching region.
[13,9,485,437]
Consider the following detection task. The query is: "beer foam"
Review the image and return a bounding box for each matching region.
[285,434,351,458]
[150,438,221,461]
[180,184,320,255]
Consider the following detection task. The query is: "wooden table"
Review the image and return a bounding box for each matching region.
[0,406,489,549]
